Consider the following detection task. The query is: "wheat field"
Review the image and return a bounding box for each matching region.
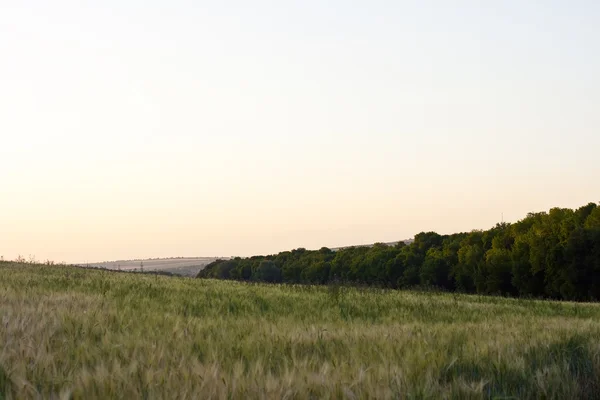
[1,262,600,399]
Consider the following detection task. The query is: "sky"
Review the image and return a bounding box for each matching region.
[1,1,599,263]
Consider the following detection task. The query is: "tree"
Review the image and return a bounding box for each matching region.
[452,231,484,293]
[420,248,451,289]
[253,260,282,283]
[484,248,514,295]
[585,206,600,230]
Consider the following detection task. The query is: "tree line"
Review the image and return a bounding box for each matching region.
[197,202,600,301]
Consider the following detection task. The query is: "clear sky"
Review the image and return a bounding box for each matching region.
[1,1,599,263]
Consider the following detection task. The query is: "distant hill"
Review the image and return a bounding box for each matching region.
[79,257,225,277]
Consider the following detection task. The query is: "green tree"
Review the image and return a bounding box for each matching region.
[420,248,451,289]
[253,260,282,283]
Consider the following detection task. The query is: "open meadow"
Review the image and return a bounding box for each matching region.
[2,262,600,399]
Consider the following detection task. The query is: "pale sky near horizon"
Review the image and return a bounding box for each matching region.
[1,1,599,263]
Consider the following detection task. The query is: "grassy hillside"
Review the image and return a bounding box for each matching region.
[2,262,600,399]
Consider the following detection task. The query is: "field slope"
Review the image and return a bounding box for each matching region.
[2,262,600,399]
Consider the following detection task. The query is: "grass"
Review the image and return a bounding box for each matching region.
[1,262,600,399]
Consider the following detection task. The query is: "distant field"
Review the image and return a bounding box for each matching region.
[2,262,600,399]
[80,257,221,277]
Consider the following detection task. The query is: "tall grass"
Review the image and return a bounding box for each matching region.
[1,261,600,399]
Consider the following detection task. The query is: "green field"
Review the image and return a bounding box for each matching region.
[2,263,600,399]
